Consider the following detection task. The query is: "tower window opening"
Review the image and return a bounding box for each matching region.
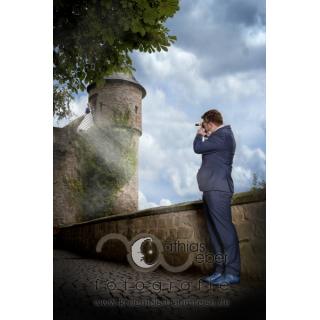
[90,99,97,113]
[135,106,138,114]
[100,102,106,112]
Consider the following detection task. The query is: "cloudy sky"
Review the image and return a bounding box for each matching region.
[53,0,266,210]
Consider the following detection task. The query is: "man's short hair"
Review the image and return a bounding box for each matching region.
[201,110,223,125]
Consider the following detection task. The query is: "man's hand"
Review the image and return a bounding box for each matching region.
[197,127,206,136]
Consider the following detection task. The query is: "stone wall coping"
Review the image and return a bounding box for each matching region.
[59,189,265,230]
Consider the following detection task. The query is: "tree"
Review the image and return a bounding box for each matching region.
[250,173,266,191]
[53,84,76,123]
[53,0,180,94]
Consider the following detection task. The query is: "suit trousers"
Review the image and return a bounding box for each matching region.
[202,190,241,277]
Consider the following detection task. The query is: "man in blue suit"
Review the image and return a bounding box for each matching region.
[193,109,241,285]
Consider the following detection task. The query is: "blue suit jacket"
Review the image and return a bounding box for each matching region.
[193,125,236,193]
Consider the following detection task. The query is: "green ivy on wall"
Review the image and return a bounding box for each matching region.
[64,107,138,221]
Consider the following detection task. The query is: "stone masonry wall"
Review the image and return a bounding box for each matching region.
[111,135,139,215]
[53,117,84,227]
[87,81,143,216]
[53,117,139,226]
[54,80,144,226]
[88,82,143,134]
[58,189,266,281]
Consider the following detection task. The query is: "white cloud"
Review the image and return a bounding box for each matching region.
[232,144,266,192]
[135,46,212,102]
[139,191,172,210]
[211,70,266,100]
[160,199,172,206]
[234,144,266,169]
[138,86,203,198]
[245,27,266,48]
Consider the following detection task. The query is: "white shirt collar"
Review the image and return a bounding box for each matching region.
[201,124,226,142]
[215,124,226,132]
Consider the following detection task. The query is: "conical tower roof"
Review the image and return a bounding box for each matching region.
[87,68,146,99]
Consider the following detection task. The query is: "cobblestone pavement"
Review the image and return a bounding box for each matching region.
[53,250,266,320]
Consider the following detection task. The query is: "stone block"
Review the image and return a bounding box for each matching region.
[148,228,157,235]
[181,214,206,228]
[117,219,129,230]
[243,202,259,221]
[159,216,174,228]
[174,216,180,227]
[127,228,134,240]
[165,235,175,243]
[258,201,266,219]
[177,227,193,239]
[117,229,129,237]
[239,242,255,277]
[253,220,266,238]
[137,228,148,234]
[231,206,244,223]
[251,239,266,255]
[170,228,178,238]
[256,256,266,280]
[100,223,107,232]
[239,242,265,280]
[235,221,253,240]
[95,230,104,241]
[194,225,208,241]
[156,229,167,241]
[148,216,158,228]
[132,218,148,229]
[106,221,117,232]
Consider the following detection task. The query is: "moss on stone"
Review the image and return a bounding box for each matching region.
[63,107,138,222]
[231,189,266,205]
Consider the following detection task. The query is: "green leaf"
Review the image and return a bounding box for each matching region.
[143,17,155,25]
[139,27,146,36]
[105,0,112,9]
[140,0,150,9]
[131,20,140,33]
[108,36,115,45]
[161,46,168,52]
[120,0,128,8]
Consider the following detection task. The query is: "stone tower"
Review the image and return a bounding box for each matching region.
[53,70,146,227]
[86,70,147,215]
